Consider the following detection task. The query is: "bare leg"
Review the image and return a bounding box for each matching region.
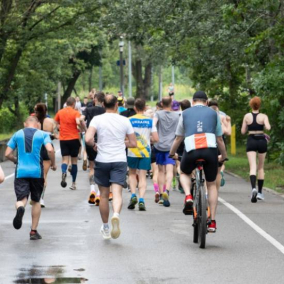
[152,163,158,184]
[16,197,28,209]
[165,164,174,190]
[138,170,147,199]
[180,172,191,195]
[247,151,257,176]
[158,165,165,193]
[207,181,218,220]
[111,184,123,214]
[216,167,221,191]
[31,202,41,230]
[128,168,138,194]
[99,186,110,223]
[257,153,266,179]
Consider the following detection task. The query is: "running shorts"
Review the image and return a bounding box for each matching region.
[60,139,81,157]
[127,157,151,171]
[154,148,175,166]
[246,134,267,154]
[94,162,127,187]
[180,148,218,182]
[14,178,44,202]
[41,143,54,161]
[86,144,97,162]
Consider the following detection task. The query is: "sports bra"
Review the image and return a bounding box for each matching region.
[247,113,264,131]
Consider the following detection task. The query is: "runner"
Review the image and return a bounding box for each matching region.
[120,97,136,118]
[169,91,227,233]
[168,82,175,98]
[153,97,180,207]
[54,97,86,190]
[82,92,105,205]
[85,94,137,240]
[127,99,158,211]
[241,96,271,202]
[117,97,127,114]
[34,103,58,208]
[5,116,57,240]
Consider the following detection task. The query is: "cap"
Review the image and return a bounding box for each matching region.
[126,97,135,108]
[193,91,208,100]
[171,100,180,111]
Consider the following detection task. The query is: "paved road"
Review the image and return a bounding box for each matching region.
[0,144,284,283]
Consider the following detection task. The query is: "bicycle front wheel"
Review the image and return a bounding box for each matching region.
[198,185,207,249]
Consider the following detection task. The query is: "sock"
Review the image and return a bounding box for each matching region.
[154,183,159,193]
[61,163,68,173]
[71,164,78,182]
[113,212,119,218]
[258,179,264,194]
[96,188,100,196]
[131,193,137,198]
[250,175,256,189]
[90,184,95,193]
[139,198,144,203]
[103,223,109,229]
[163,185,166,192]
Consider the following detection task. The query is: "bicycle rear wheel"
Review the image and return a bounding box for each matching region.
[198,185,207,249]
[192,182,198,243]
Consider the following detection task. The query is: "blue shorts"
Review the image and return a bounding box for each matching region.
[154,148,176,166]
[127,157,151,170]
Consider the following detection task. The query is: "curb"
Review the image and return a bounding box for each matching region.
[225,170,284,199]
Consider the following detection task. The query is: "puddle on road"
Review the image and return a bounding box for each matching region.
[14,277,88,283]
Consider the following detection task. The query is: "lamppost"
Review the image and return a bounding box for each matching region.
[119,36,124,95]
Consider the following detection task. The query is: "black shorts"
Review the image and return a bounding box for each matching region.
[246,135,267,154]
[180,148,218,182]
[41,144,54,161]
[151,145,156,164]
[95,161,127,187]
[15,178,44,202]
[86,144,97,162]
[60,139,81,157]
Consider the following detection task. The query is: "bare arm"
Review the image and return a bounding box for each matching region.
[241,115,248,135]
[0,166,4,184]
[222,116,232,136]
[76,117,87,132]
[5,147,17,164]
[264,115,271,131]
[151,132,159,143]
[45,143,56,170]
[125,133,137,148]
[169,136,184,156]
[85,126,97,147]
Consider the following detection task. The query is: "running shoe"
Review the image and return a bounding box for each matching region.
[162,191,170,207]
[88,191,96,205]
[257,192,264,201]
[158,195,164,205]
[183,195,193,215]
[111,215,121,239]
[100,225,111,240]
[155,192,160,203]
[95,196,100,206]
[70,183,76,190]
[61,173,67,188]
[127,196,138,210]
[207,220,217,233]
[13,206,25,230]
[30,230,42,240]
[220,171,225,187]
[40,198,45,208]
[82,160,87,171]
[139,202,146,211]
[251,188,258,203]
[109,192,113,201]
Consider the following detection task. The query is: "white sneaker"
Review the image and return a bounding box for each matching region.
[111,216,121,239]
[257,192,264,201]
[251,188,258,203]
[100,225,111,240]
[40,198,45,208]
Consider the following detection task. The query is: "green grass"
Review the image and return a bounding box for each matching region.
[0,133,12,141]
[226,145,284,193]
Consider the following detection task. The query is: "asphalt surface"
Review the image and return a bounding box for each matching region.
[0,143,284,284]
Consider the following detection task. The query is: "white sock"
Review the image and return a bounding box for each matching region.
[96,188,100,196]
[113,212,120,218]
[103,223,109,229]
[90,184,95,193]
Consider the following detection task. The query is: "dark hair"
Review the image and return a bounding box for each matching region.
[35,103,47,126]
[134,98,146,111]
[104,94,117,109]
[208,99,219,107]
[249,96,261,110]
[66,97,76,106]
[96,92,105,103]
[161,97,172,108]
[156,101,162,109]
[84,97,88,99]
[180,99,191,111]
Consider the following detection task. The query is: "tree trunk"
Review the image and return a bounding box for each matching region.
[89,65,93,91]
[62,70,81,107]
[143,63,152,100]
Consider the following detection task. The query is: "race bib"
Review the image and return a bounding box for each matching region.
[184,133,217,152]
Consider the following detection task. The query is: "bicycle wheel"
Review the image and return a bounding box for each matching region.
[198,185,207,249]
[192,182,198,243]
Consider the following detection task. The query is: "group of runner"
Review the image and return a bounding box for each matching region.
[3,89,271,241]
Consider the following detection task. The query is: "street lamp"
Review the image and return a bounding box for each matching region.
[119,36,124,95]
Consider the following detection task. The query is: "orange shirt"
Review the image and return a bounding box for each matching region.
[54,107,81,140]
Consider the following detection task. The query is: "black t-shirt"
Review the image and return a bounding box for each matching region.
[85,106,105,128]
[120,108,136,118]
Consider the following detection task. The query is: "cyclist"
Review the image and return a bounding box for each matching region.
[169,91,227,233]
[241,96,271,202]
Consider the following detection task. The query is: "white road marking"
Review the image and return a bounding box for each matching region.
[219,197,284,255]
[4,173,14,180]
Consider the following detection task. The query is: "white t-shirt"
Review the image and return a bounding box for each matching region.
[89,113,134,163]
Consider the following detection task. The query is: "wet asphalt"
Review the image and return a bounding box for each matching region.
[0,142,284,284]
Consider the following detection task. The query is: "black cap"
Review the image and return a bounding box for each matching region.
[193,91,208,100]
